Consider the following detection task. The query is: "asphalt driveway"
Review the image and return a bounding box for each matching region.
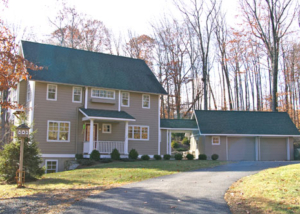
[64,161,298,214]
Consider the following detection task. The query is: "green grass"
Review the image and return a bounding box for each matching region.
[225,163,300,214]
[1,160,227,199]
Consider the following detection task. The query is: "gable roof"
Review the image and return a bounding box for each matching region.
[194,110,300,136]
[160,119,198,129]
[79,108,135,121]
[21,41,167,95]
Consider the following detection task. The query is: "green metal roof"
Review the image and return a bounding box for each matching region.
[194,110,300,135]
[22,41,167,95]
[79,108,135,120]
[160,119,198,129]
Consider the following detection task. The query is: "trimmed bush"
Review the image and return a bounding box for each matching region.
[174,153,183,160]
[90,150,100,161]
[75,153,84,160]
[163,154,171,160]
[171,141,179,148]
[77,159,96,166]
[141,154,150,160]
[186,153,194,160]
[182,137,190,146]
[154,155,162,160]
[100,159,113,163]
[211,154,219,160]
[176,148,188,152]
[129,149,139,160]
[110,148,120,160]
[198,154,207,160]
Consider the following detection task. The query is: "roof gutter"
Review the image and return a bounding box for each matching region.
[201,134,300,137]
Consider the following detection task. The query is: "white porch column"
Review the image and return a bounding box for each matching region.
[85,87,88,109]
[287,137,290,161]
[124,121,129,154]
[89,119,94,154]
[168,130,172,155]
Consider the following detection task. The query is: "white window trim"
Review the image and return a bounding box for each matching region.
[142,94,150,109]
[91,88,115,99]
[72,86,82,103]
[45,159,58,174]
[128,125,149,141]
[27,81,31,102]
[47,120,71,142]
[102,123,112,134]
[121,92,130,107]
[47,84,57,101]
[212,136,220,145]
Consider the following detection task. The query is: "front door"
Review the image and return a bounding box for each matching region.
[86,124,98,149]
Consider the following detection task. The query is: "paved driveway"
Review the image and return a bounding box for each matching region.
[64,161,298,214]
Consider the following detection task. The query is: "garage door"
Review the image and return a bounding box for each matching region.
[228,137,256,161]
[260,138,287,161]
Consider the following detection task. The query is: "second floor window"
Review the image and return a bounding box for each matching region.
[73,87,82,103]
[92,89,115,99]
[142,94,150,108]
[47,84,57,101]
[121,92,129,107]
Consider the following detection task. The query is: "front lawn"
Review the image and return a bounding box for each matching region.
[225,163,300,214]
[1,160,227,199]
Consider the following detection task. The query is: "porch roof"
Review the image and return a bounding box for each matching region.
[79,108,135,121]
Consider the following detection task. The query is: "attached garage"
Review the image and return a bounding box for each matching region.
[260,138,287,161]
[228,137,256,161]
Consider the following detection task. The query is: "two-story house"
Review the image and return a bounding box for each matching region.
[13,41,167,172]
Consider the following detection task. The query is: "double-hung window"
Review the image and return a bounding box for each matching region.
[128,125,149,140]
[121,92,130,107]
[72,87,82,103]
[47,84,57,101]
[92,89,115,99]
[142,94,150,108]
[47,121,70,142]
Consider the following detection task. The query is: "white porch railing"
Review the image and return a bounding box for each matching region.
[83,141,125,154]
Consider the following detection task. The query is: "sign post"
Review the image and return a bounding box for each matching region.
[16,124,30,188]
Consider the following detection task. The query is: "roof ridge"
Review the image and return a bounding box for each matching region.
[195,110,286,114]
[21,40,144,62]
[161,119,195,120]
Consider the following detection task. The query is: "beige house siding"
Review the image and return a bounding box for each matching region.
[19,80,27,106]
[123,93,159,155]
[160,129,167,155]
[202,136,227,160]
[34,82,83,154]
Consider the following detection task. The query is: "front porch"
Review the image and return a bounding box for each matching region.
[83,141,125,154]
[79,108,136,156]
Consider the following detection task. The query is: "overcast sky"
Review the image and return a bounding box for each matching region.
[2,0,239,40]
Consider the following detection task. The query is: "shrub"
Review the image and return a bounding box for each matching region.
[129,149,139,160]
[100,159,113,163]
[186,153,194,160]
[198,154,207,160]
[90,150,100,161]
[174,153,183,160]
[0,137,44,182]
[182,137,190,146]
[211,154,219,160]
[120,158,135,162]
[294,148,300,160]
[77,159,96,166]
[163,154,171,160]
[171,141,179,148]
[176,148,188,152]
[75,153,84,160]
[141,154,150,160]
[110,148,120,160]
[154,155,162,160]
